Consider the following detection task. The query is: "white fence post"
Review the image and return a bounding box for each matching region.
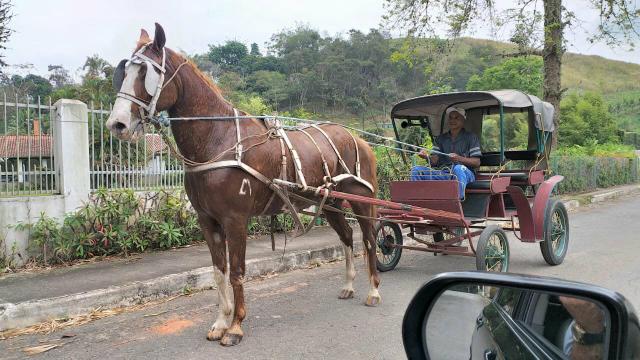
[52,99,90,212]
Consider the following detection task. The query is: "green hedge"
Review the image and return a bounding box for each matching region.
[550,156,639,194]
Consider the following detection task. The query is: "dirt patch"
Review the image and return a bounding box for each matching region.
[150,318,195,335]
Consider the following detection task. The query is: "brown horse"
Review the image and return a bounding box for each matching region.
[106,23,380,346]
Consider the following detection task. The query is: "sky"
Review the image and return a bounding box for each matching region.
[3,0,639,79]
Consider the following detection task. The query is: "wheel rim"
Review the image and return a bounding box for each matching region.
[550,207,568,257]
[484,232,509,272]
[376,225,398,265]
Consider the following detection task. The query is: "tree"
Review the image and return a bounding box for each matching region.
[250,43,261,56]
[383,0,640,146]
[559,92,619,146]
[0,1,12,69]
[7,74,53,98]
[245,70,289,109]
[78,55,115,105]
[466,56,544,97]
[207,41,249,73]
[82,55,112,79]
[48,65,72,89]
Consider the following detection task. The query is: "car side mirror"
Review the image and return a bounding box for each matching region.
[402,272,640,360]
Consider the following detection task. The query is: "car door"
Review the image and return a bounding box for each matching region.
[471,287,543,359]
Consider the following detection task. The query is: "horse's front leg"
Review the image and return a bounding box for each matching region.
[219,218,248,347]
[199,214,233,342]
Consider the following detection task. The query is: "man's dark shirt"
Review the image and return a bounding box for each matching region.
[433,128,482,167]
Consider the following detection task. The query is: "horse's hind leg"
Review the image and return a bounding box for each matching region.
[199,214,233,342]
[348,200,381,307]
[324,202,356,299]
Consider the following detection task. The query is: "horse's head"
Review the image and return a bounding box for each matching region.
[106,23,180,141]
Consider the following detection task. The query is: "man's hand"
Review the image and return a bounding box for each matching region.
[418,149,438,165]
[449,153,461,163]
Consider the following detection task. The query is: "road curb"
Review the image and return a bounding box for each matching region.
[590,184,640,203]
[0,242,362,332]
[562,184,640,210]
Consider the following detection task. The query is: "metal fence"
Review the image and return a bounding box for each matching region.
[88,103,184,191]
[0,94,57,197]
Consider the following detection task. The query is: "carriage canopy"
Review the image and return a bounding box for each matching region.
[390,90,555,136]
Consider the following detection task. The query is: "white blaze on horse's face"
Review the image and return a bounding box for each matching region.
[106,62,144,142]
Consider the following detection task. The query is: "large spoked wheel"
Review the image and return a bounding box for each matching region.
[475,225,510,272]
[540,199,569,265]
[375,221,403,272]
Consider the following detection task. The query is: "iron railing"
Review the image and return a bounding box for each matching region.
[0,94,57,197]
[88,103,184,191]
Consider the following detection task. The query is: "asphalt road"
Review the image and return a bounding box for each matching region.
[2,195,639,359]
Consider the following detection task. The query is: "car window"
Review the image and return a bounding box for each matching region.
[519,294,608,359]
[493,287,522,315]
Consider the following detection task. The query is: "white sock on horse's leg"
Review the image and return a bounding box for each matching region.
[339,244,356,299]
[211,267,233,331]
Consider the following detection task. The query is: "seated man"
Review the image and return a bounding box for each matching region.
[410,107,482,198]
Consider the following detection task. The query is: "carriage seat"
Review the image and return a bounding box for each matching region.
[480,150,539,166]
[465,176,510,194]
[476,170,545,185]
[477,172,528,182]
[466,180,491,190]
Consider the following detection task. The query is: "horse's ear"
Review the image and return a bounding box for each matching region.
[153,23,166,51]
[139,29,151,43]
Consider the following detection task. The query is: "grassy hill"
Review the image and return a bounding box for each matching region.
[453,38,640,94]
[419,38,640,132]
[562,53,640,94]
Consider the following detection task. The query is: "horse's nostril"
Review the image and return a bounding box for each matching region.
[114,122,127,132]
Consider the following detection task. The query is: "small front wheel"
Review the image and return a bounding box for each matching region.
[540,199,569,265]
[476,225,510,272]
[375,221,403,272]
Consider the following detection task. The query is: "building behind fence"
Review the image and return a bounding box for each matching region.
[87,103,183,191]
[1,98,184,267]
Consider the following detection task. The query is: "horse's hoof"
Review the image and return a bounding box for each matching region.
[220,332,243,347]
[365,295,381,307]
[207,328,226,341]
[338,288,354,299]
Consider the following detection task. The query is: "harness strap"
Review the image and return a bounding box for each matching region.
[309,124,351,174]
[277,126,307,189]
[299,129,332,179]
[331,173,375,193]
[234,108,243,161]
[259,136,287,216]
[346,131,361,177]
[184,158,306,232]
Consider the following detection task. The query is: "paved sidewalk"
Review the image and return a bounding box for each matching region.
[0,227,360,331]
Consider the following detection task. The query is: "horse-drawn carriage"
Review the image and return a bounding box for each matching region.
[107,24,570,346]
[374,90,569,272]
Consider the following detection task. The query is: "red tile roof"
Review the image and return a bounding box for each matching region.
[0,135,53,158]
